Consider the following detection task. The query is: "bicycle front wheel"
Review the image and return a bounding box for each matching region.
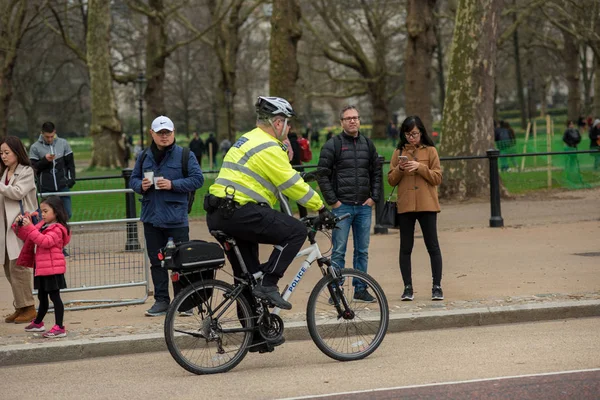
[306,269,389,361]
[164,279,253,375]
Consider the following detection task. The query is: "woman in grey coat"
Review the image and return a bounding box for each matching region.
[0,136,38,323]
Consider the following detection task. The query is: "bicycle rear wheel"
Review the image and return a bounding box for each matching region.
[306,269,389,361]
[164,279,253,375]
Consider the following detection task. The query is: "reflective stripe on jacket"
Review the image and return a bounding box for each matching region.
[209,128,323,211]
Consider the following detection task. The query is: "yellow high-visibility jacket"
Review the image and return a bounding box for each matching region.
[209,127,323,211]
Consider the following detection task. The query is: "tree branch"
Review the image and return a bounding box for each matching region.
[45,3,87,63]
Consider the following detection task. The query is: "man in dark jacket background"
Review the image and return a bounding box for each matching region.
[189,132,204,167]
[29,122,76,218]
[317,105,381,303]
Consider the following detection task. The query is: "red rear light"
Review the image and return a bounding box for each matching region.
[171,272,180,282]
[224,242,231,251]
[158,252,164,261]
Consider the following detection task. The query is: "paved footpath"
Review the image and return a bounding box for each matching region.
[1,188,599,365]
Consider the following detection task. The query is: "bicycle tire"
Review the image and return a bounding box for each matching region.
[164,279,253,375]
[306,269,389,361]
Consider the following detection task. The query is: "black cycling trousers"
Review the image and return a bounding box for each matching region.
[206,203,307,284]
[398,211,443,287]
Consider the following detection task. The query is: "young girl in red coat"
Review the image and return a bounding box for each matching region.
[13,195,71,338]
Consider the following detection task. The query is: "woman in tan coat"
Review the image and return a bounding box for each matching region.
[1,136,38,323]
[387,116,444,301]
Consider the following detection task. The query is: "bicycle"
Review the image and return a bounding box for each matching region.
[162,178,389,375]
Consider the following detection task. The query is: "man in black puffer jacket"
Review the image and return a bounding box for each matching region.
[317,105,382,303]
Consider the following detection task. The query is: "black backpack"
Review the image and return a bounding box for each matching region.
[139,147,196,213]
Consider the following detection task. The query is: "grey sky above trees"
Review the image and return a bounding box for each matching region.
[2,0,600,198]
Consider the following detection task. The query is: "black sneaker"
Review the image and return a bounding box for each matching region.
[252,284,292,310]
[401,285,414,301]
[249,336,286,353]
[432,285,444,300]
[353,289,376,303]
[145,301,169,316]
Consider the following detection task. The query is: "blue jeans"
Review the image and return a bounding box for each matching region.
[58,187,72,219]
[331,203,372,291]
[143,224,189,303]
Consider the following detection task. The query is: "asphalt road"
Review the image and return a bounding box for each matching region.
[1,318,598,400]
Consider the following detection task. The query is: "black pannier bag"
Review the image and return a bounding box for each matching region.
[166,240,226,312]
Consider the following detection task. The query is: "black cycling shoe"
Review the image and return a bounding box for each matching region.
[252,284,292,310]
[249,336,286,354]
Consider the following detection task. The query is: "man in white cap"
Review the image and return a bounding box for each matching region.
[129,116,204,316]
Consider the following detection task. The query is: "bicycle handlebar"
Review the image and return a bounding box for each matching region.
[301,212,351,231]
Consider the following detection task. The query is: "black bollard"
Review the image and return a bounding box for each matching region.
[373,155,389,234]
[122,168,142,250]
[487,149,504,227]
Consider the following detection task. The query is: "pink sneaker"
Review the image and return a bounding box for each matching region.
[24,320,45,332]
[42,325,66,338]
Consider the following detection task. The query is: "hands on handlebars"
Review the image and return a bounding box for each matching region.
[303,207,351,231]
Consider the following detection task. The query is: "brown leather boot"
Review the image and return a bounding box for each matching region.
[14,306,36,324]
[4,309,21,323]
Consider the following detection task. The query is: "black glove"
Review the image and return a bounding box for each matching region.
[318,207,336,226]
[67,179,75,188]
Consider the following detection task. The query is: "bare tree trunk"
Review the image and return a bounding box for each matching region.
[594,57,600,117]
[512,4,526,129]
[0,63,16,139]
[87,0,123,168]
[540,79,548,117]
[581,46,593,115]
[144,0,167,144]
[405,0,436,132]
[209,0,251,142]
[439,0,503,200]
[433,17,446,113]
[0,1,28,138]
[369,80,389,140]
[563,33,581,123]
[270,0,302,105]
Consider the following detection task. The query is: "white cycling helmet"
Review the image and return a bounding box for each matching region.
[255,96,296,119]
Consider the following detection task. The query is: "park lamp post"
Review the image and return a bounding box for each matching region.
[135,72,147,149]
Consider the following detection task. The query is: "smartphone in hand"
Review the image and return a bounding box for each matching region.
[398,155,409,163]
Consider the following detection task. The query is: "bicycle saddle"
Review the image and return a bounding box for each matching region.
[210,230,233,242]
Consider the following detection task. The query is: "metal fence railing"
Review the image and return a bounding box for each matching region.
[36,185,150,311]
[67,148,600,230]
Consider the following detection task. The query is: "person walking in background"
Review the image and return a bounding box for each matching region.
[494,120,517,172]
[219,137,232,164]
[29,122,76,218]
[326,130,334,141]
[120,133,131,167]
[308,122,319,148]
[205,133,219,170]
[589,119,600,170]
[189,132,205,167]
[133,139,143,160]
[388,116,443,301]
[563,120,581,149]
[0,136,37,324]
[562,120,584,187]
[317,105,382,303]
[14,196,71,338]
[129,116,204,317]
[386,120,398,146]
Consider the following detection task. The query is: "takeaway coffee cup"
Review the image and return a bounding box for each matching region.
[154,176,164,189]
[144,170,154,184]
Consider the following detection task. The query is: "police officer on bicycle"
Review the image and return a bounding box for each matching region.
[204,96,335,311]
